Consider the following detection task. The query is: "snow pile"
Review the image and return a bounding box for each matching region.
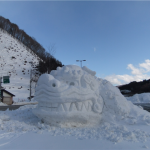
[0,29,40,99]
[121,89,131,93]
[0,102,7,106]
[126,93,150,103]
[0,105,150,145]
[13,98,30,103]
[12,101,38,105]
[33,65,150,130]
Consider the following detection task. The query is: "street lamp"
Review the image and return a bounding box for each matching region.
[76,60,86,67]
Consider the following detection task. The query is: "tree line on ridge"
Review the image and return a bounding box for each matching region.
[0,16,63,74]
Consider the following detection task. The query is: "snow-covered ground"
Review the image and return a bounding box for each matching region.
[0,29,40,99]
[0,104,150,149]
[126,93,150,103]
[0,102,7,106]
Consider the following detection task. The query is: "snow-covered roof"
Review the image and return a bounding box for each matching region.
[1,89,15,96]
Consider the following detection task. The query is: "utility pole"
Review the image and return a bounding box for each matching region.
[0,77,2,102]
[76,60,86,67]
[29,69,32,101]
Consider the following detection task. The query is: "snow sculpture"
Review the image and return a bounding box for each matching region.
[33,65,130,127]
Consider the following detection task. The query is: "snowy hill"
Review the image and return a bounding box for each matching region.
[0,28,40,101]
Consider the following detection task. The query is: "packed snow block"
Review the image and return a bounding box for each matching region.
[82,66,96,76]
[99,80,130,116]
[33,65,132,127]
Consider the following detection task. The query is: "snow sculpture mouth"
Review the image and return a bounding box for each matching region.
[33,65,104,127]
[38,100,93,112]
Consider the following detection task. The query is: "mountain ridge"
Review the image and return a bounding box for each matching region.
[118,79,150,97]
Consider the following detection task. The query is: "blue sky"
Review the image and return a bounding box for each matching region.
[1,1,150,85]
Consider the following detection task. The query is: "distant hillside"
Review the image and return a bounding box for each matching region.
[118,79,150,97]
[0,16,63,74]
[0,16,46,59]
[0,28,40,100]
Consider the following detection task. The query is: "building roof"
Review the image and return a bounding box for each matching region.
[1,89,15,96]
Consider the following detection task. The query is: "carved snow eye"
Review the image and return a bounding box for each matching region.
[72,70,77,75]
[70,82,75,86]
[49,79,60,88]
[52,83,56,87]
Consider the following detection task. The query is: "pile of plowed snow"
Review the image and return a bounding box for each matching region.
[126,93,150,103]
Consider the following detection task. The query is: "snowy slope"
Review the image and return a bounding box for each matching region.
[0,28,40,101]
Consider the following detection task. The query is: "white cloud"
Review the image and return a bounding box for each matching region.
[127,64,142,75]
[139,59,150,72]
[105,59,150,85]
[105,75,122,85]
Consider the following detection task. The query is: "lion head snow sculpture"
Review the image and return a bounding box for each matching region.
[33,65,130,127]
[33,65,104,127]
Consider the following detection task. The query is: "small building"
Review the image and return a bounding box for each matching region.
[1,89,15,105]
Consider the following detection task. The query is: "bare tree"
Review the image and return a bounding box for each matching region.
[47,43,56,56]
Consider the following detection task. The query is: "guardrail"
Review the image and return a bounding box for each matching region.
[0,102,38,111]
[134,103,150,112]
[0,105,24,111]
